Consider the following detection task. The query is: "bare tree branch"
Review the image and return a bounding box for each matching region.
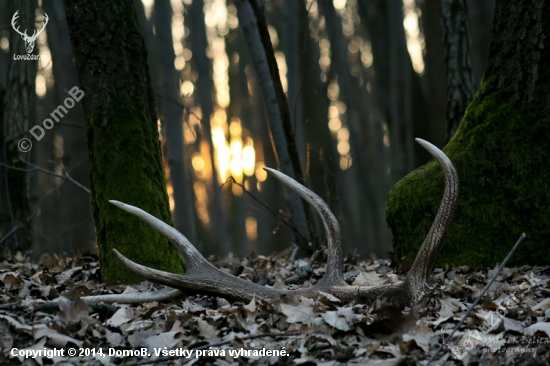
[0,160,90,194]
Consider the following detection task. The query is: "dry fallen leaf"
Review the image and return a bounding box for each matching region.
[33,324,83,348]
[402,319,433,352]
[106,306,138,327]
[532,298,550,313]
[57,296,93,324]
[351,271,386,286]
[0,314,33,333]
[195,318,220,340]
[525,322,550,337]
[280,302,315,325]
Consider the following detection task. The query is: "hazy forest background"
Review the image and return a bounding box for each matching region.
[0,0,494,261]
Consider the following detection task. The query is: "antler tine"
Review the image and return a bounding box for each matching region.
[11,11,27,37]
[405,138,459,303]
[108,200,211,273]
[263,168,345,286]
[112,249,282,301]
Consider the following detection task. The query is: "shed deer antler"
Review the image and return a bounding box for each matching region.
[11,11,49,53]
[83,139,458,305]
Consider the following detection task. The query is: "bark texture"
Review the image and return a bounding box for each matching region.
[299,1,339,250]
[419,0,448,151]
[441,0,475,141]
[486,0,550,110]
[235,0,312,247]
[63,0,184,283]
[387,0,550,267]
[281,0,305,164]
[466,0,495,86]
[247,0,306,189]
[153,0,197,244]
[356,0,414,183]
[320,0,370,249]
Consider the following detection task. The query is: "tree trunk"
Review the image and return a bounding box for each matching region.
[187,0,231,255]
[2,0,37,253]
[0,87,12,250]
[356,0,414,183]
[281,0,305,165]
[417,0,447,154]
[466,0,495,87]
[235,0,312,248]
[153,0,198,244]
[441,0,475,141]
[319,0,384,256]
[0,2,7,88]
[42,0,94,255]
[0,4,9,251]
[63,0,184,283]
[387,0,550,267]
[246,0,307,189]
[486,0,550,107]
[299,3,338,250]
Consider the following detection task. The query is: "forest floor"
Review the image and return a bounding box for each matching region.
[1,250,550,365]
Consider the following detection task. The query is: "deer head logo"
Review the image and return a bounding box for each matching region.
[11,11,49,54]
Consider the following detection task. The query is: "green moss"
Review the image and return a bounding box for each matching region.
[387,78,550,268]
[87,88,185,283]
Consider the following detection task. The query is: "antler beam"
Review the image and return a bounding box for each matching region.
[82,139,458,306]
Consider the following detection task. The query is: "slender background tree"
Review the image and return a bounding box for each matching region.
[1,0,37,254]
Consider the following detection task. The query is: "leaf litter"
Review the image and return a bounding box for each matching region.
[0,251,549,365]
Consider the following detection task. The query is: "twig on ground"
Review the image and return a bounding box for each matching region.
[247,255,274,286]
[427,232,527,365]
[285,248,322,285]
[288,244,299,264]
[32,301,119,320]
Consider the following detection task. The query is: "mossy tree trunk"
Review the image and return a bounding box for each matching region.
[63,0,184,283]
[387,0,550,268]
